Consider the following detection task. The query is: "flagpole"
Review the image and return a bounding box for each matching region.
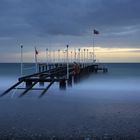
[87,49,89,64]
[58,49,60,63]
[46,48,48,70]
[78,48,80,64]
[84,49,85,67]
[35,47,38,73]
[49,49,51,64]
[66,45,69,79]
[74,48,76,62]
[93,29,99,63]
[46,48,48,63]
[93,32,95,63]
[20,45,23,76]
[70,51,72,63]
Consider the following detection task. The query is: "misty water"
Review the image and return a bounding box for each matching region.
[0,63,140,138]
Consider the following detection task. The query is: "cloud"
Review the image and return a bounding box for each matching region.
[1,0,139,37]
[20,0,140,36]
[0,0,140,62]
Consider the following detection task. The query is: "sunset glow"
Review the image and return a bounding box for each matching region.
[8,47,139,63]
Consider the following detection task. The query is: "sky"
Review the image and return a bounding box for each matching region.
[0,0,140,62]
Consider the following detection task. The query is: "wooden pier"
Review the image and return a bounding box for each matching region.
[0,62,108,98]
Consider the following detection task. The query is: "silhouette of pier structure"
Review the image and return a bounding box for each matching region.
[0,45,108,98]
[0,62,107,98]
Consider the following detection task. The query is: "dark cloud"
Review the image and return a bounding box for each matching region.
[21,0,92,36]
[0,0,140,60]
[90,0,140,27]
[20,0,140,36]
[0,0,140,35]
[1,0,140,36]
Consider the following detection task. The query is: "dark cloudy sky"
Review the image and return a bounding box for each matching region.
[0,0,140,62]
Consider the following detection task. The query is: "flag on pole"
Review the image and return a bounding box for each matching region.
[35,48,39,55]
[93,29,99,35]
[34,47,38,73]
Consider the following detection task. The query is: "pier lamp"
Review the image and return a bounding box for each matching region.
[66,45,69,79]
[20,45,23,76]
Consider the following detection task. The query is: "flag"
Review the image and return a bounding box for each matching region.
[35,48,38,55]
[93,29,99,34]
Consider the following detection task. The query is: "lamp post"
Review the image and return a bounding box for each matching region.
[84,49,86,67]
[58,49,60,63]
[87,49,88,64]
[35,47,39,73]
[46,48,48,69]
[66,45,69,79]
[71,51,72,63]
[20,45,23,76]
[78,48,80,63]
[74,48,76,62]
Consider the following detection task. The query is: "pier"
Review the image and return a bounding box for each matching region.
[0,62,107,98]
[1,40,108,98]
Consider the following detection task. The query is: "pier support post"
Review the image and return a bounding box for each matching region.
[45,65,48,71]
[39,65,41,72]
[39,82,44,87]
[59,79,66,90]
[42,65,45,72]
[26,81,32,88]
[67,75,72,87]
[73,75,79,84]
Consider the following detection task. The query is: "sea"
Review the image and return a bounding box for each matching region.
[0,63,140,139]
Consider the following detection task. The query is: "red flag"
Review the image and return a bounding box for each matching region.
[94,29,99,34]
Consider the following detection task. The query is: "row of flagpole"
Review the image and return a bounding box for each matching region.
[20,47,96,68]
[44,48,96,63]
[20,29,99,76]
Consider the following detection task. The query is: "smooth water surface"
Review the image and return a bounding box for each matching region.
[0,63,140,138]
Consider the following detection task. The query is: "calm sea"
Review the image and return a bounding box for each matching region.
[0,63,140,138]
